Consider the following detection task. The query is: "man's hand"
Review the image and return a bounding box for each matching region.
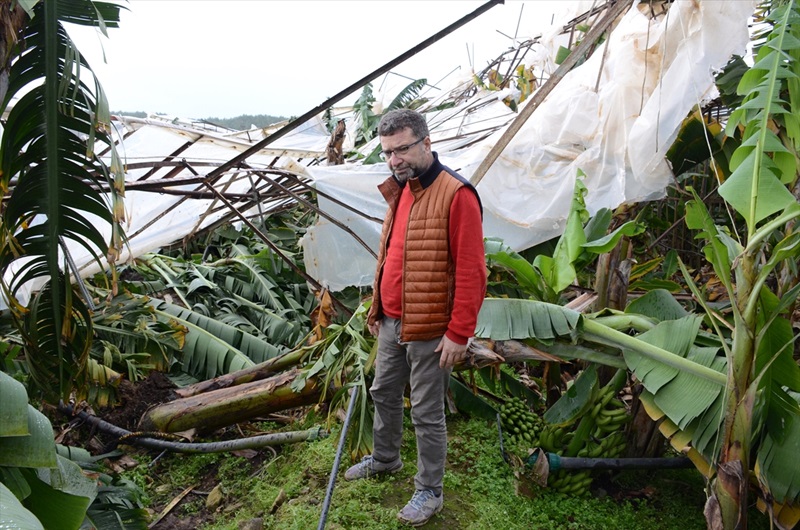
[436,335,467,369]
[368,319,381,337]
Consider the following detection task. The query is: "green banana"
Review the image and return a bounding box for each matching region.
[600,407,628,418]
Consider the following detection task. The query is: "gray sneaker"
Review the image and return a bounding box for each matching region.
[397,489,443,527]
[343,455,403,481]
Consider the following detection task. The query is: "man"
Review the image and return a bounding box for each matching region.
[344,109,486,526]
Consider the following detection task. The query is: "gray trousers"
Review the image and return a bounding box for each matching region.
[370,317,452,495]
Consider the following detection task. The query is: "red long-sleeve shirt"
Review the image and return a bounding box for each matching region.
[380,183,486,345]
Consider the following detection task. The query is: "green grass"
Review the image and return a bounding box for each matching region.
[125,414,773,529]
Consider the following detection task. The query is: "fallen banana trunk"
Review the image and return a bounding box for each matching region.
[59,401,326,453]
[174,348,307,398]
[141,339,565,434]
[176,338,563,399]
[140,367,322,433]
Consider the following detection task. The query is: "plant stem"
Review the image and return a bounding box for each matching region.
[582,319,726,386]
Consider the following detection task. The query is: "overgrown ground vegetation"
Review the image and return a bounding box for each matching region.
[115,413,773,530]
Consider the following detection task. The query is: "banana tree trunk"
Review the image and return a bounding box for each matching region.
[174,349,306,398]
[0,3,28,104]
[710,257,757,530]
[141,338,564,434]
[140,367,322,433]
[627,384,667,458]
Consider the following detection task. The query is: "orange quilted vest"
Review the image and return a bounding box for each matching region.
[368,169,465,342]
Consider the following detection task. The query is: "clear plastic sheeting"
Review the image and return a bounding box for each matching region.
[302,0,756,292]
[222,114,341,152]
[86,116,328,275]
[300,164,388,292]
[2,114,328,308]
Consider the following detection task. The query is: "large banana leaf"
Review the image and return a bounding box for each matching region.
[720,0,799,231]
[476,299,580,342]
[476,299,725,384]
[148,298,292,380]
[135,251,309,348]
[757,388,800,502]
[0,482,43,530]
[0,371,29,436]
[0,405,57,469]
[543,364,598,427]
[448,375,498,422]
[21,463,94,530]
[0,402,95,530]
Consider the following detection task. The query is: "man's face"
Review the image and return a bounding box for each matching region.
[380,127,432,183]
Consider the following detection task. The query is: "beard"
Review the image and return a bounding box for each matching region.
[391,160,424,183]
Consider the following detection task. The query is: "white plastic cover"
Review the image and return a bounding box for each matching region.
[302,0,757,292]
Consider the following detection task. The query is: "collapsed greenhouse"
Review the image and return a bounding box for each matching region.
[2,1,799,529]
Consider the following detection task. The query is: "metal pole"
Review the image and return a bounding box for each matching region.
[317,385,361,530]
[202,0,505,184]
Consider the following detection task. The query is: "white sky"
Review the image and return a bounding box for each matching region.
[67,0,568,119]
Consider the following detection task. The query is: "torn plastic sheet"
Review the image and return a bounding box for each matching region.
[302,0,756,292]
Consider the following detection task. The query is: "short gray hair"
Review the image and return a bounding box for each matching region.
[378,109,429,139]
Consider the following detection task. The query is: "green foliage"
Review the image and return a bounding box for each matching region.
[385,78,428,112]
[677,3,800,525]
[290,302,375,458]
[350,79,429,163]
[0,0,126,403]
[353,83,379,146]
[0,372,147,529]
[100,214,318,383]
[720,2,799,230]
[485,174,644,303]
[118,415,764,530]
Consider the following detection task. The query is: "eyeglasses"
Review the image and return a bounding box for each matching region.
[380,137,425,161]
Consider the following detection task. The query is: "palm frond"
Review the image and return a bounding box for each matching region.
[386,78,428,111]
[0,0,124,401]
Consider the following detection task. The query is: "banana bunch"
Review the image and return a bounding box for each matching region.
[537,424,567,454]
[548,469,593,496]
[588,385,630,436]
[499,396,541,448]
[589,387,630,458]
[537,386,630,495]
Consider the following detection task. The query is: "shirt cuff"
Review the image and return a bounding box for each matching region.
[445,329,469,346]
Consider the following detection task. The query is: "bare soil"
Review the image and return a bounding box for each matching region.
[56,371,244,529]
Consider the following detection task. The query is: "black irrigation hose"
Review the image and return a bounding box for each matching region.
[497,412,511,464]
[317,385,360,530]
[530,451,695,471]
[59,402,327,453]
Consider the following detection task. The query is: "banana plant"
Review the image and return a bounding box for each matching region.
[478,3,800,527]
[352,78,429,164]
[690,2,800,527]
[290,300,376,458]
[485,174,645,303]
[0,0,125,403]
